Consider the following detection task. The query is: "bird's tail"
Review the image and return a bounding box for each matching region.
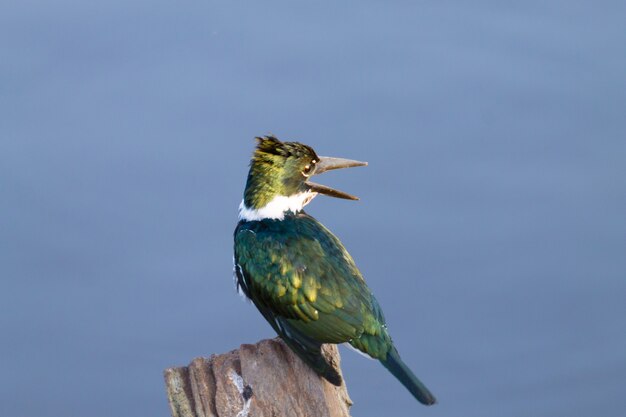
[381,348,437,405]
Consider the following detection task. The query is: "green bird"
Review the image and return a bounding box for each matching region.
[233,135,436,405]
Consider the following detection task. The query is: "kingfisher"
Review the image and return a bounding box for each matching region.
[233,136,436,405]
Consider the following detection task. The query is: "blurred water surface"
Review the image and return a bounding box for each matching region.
[1,1,625,416]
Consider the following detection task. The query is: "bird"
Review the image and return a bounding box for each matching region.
[233,135,436,405]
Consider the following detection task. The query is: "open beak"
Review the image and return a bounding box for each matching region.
[305,156,367,200]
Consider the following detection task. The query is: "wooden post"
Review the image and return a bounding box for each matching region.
[164,338,353,417]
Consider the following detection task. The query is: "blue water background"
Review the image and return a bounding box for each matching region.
[2,1,625,416]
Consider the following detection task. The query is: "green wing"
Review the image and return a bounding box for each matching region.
[234,213,436,404]
[234,213,392,371]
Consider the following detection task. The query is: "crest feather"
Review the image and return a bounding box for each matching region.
[254,135,317,159]
[255,135,285,156]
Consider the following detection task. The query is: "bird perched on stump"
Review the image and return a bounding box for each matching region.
[233,135,436,405]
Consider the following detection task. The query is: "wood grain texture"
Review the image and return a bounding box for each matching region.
[164,338,352,417]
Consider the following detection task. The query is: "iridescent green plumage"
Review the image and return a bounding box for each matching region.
[234,136,436,405]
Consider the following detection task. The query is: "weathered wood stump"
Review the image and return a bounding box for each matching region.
[164,338,352,417]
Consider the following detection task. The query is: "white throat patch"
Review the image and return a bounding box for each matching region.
[238,192,317,221]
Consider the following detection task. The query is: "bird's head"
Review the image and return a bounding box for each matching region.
[239,135,367,221]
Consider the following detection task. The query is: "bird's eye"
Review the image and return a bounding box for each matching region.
[302,160,316,177]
